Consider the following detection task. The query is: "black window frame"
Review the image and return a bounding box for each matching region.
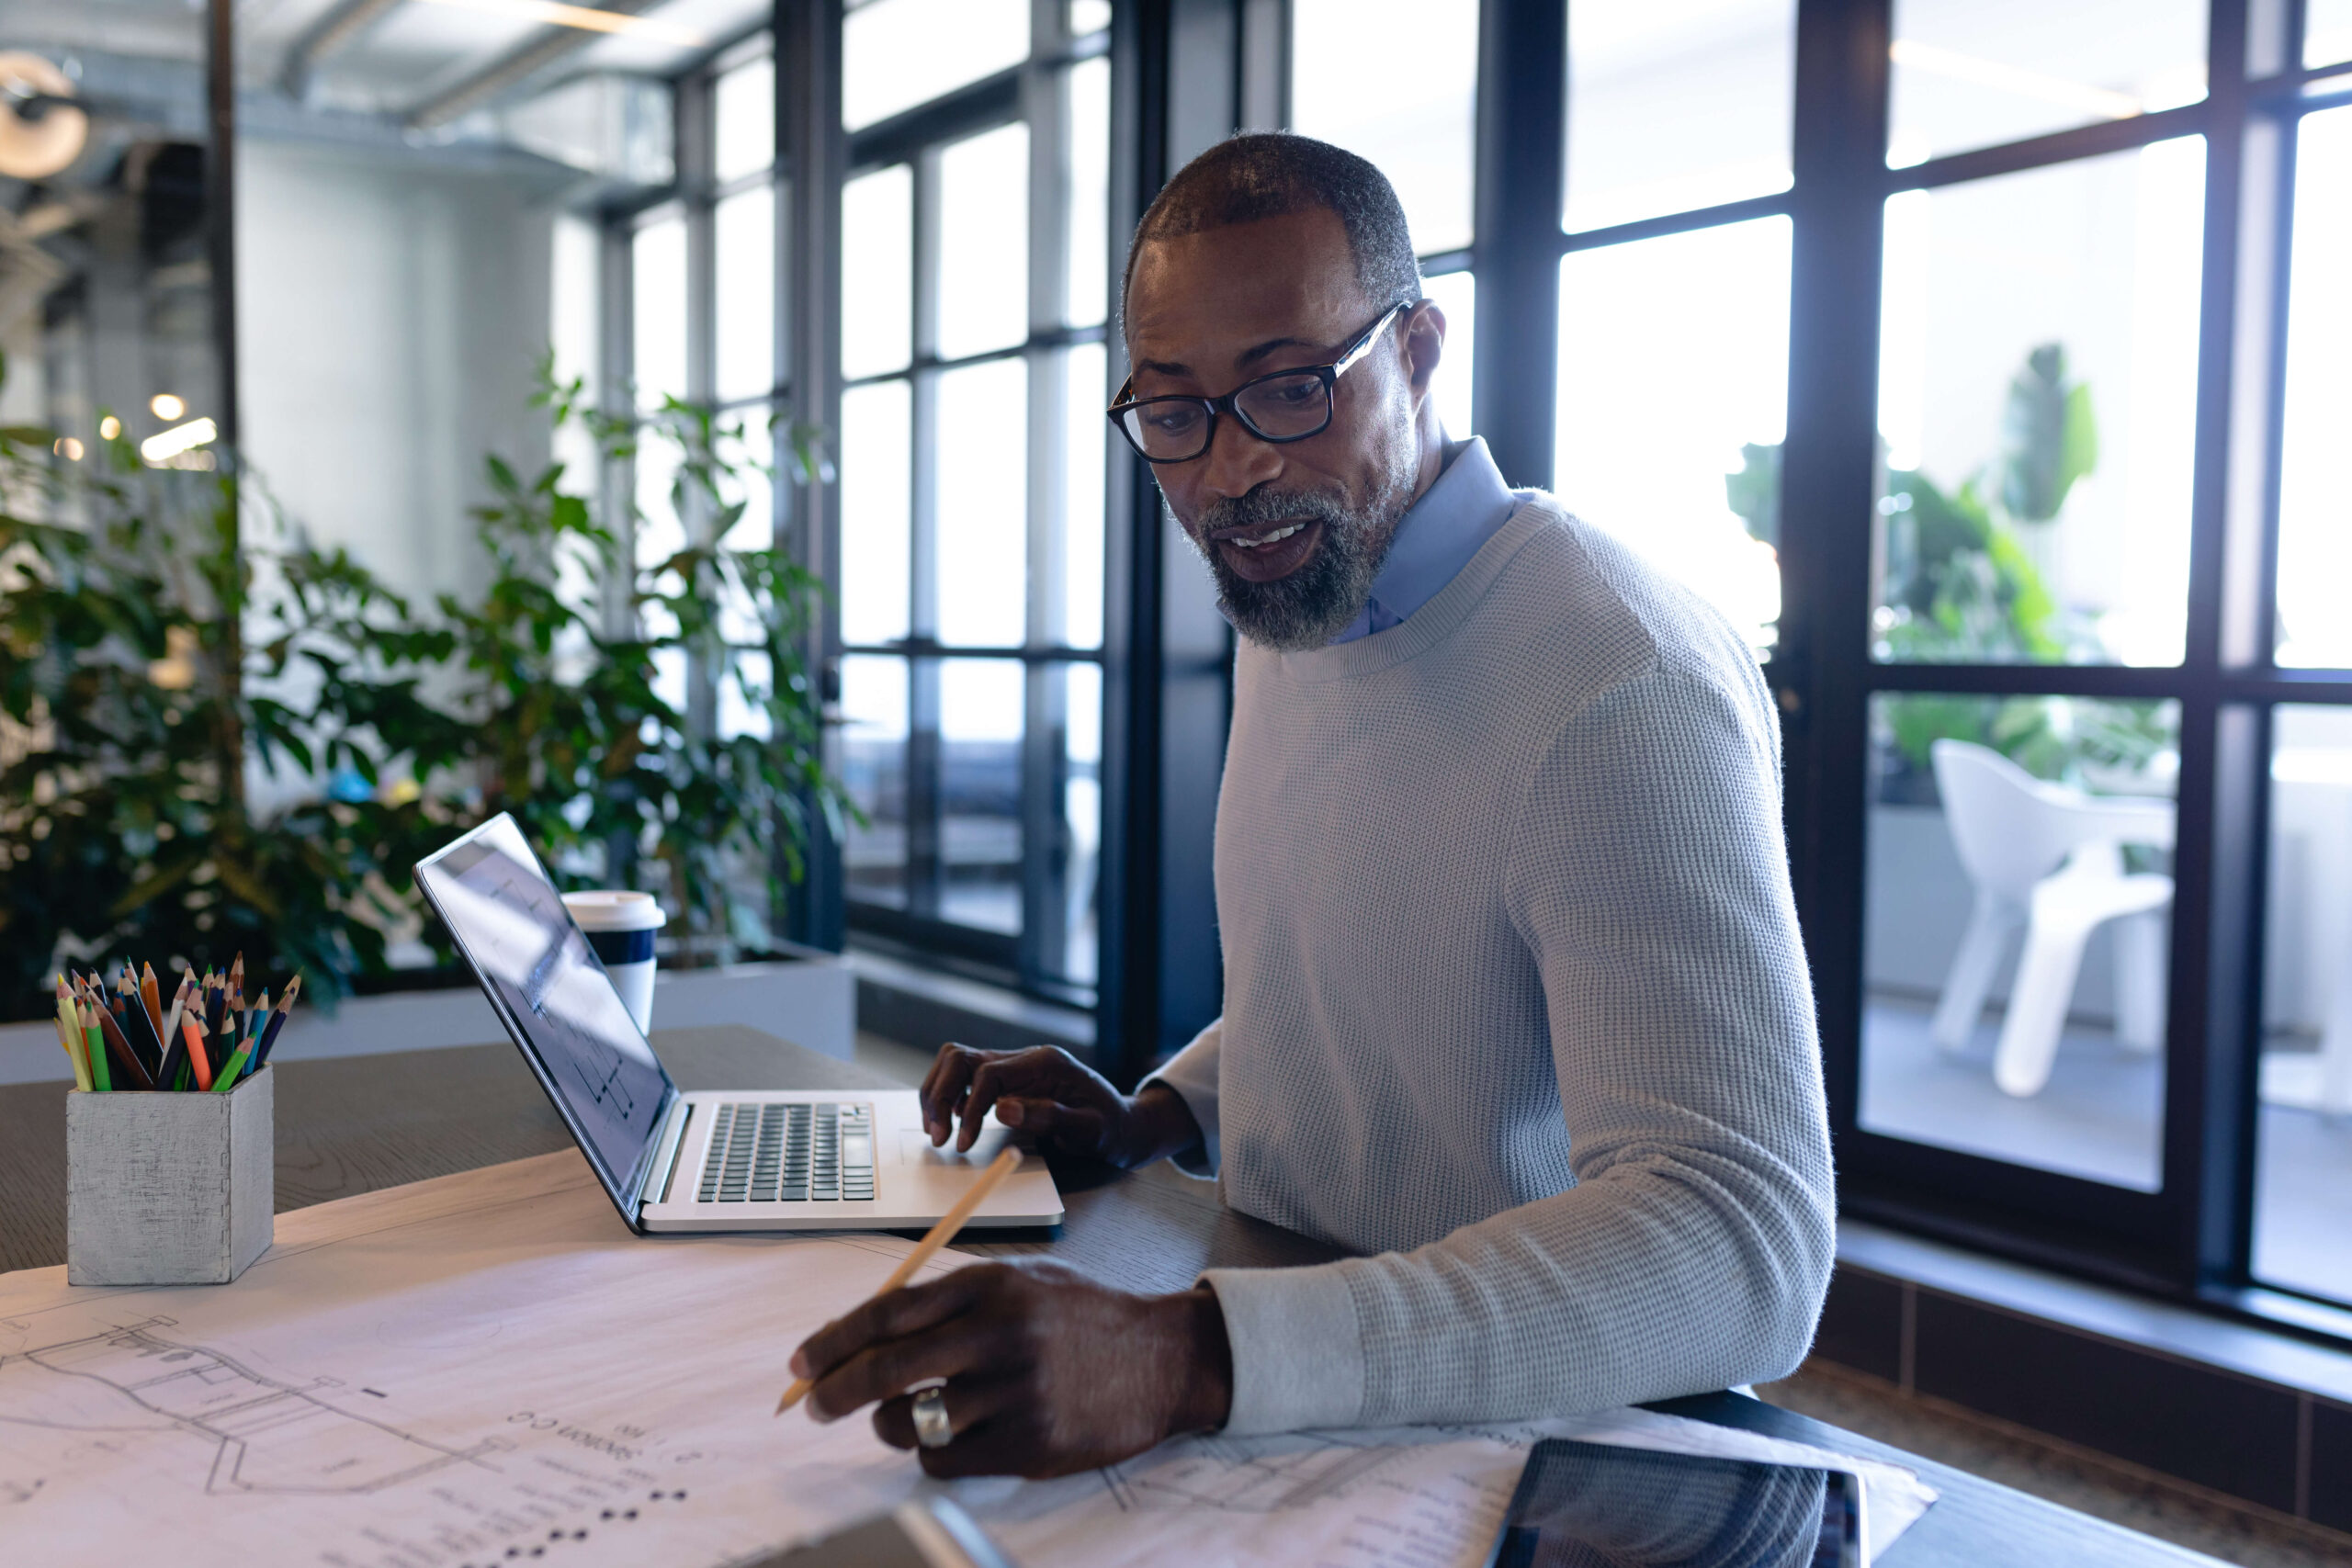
[1437,0,2352,1339]
[828,0,1114,1010]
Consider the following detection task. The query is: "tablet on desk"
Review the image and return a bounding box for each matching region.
[1487,1438,1866,1568]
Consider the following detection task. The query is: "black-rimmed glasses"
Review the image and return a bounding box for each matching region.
[1106,299,1412,464]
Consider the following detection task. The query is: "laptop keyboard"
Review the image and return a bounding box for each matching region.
[697,1102,876,1203]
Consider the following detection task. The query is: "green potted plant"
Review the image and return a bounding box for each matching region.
[0,359,844,1021]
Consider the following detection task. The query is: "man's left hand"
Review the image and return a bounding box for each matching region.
[787,1260,1233,1478]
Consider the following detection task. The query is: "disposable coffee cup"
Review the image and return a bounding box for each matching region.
[563,891,666,1035]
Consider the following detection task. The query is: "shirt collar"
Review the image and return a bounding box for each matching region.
[1329,435,1521,645]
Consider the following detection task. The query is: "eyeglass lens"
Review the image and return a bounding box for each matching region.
[1118,371,1331,461]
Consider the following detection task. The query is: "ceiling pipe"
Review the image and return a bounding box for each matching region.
[404,0,664,130]
[280,0,408,99]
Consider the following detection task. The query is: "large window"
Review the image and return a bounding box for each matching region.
[833,0,1111,1003]
[587,36,785,952]
[1279,2,2352,1334]
[1290,0,1479,437]
[1779,0,2352,1327]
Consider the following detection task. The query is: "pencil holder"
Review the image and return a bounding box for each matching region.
[65,1066,275,1286]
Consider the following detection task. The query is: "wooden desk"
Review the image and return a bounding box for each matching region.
[0,1025,2214,1566]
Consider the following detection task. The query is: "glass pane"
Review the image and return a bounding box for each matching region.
[1291,0,1478,254]
[2254,705,2352,1305]
[841,380,912,645]
[636,437,684,587]
[1888,0,2209,167]
[844,0,1030,131]
[1063,344,1107,650]
[715,55,775,184]
[719,650,771,741]
[2275,105,2352,669]
[1860,693,2181,1191]
[715,186,775,404]
[1566,1,1796,232]
[1873,141,2205,667]
[843,165,914,379]
[632,212,687,411]
[939,659,1024,935]
[1555,218,1789,655]
[935,358,1029,646]
[550,214,603,491]
[842,655,910,908]
[2312,0,2352,68]
[1067,55,1112,328]
[937,123,1031,362]
[1057,660,1103,986]
[650,647,688,721]
[1424,270,1476,446]
[721,416,775,555]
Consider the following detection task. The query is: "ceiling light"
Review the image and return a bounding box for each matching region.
[416,0,707,49]
[98,415,119,440]
[151,392,186,421]
[53,436,83,461]
[0,52,87,181]
[141,417,218,465]
[1890,39,2143,122]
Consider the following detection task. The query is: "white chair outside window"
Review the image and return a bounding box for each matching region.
[1928,739,2177,1099]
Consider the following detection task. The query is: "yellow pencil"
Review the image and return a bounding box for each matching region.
[54,976,90,1091]
[54,1011,90,1091]
[774,1145,1024,1416]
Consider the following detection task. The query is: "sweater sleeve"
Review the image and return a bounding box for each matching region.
[1140,1015,1223,1177]
[1202,662,1834,1433]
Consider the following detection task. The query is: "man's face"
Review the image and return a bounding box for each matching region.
[1124,209,1440,650]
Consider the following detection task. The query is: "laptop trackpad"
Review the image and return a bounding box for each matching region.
[899,1124,1012,1166]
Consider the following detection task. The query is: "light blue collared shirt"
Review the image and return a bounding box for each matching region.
[1329,436,1524,644]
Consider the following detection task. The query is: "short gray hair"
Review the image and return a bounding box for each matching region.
[1122,133,1424,328]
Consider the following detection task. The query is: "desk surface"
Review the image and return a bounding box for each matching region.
[0,1024,2214,1567]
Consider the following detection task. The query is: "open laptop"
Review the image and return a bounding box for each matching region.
[414,813,1062,1235]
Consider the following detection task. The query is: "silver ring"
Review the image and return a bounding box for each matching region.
[910,1385,954,1450]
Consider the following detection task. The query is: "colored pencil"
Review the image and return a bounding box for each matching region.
[182,1014,213,1092]
[255,975,299,1065]
[156,972,194,1089]
[140,962,164,1040]
[115,967,163,1077]
[214,991,266,1091]
[84,1006,110,1092]
[55,976,91,1091]
[87,990,155,1091]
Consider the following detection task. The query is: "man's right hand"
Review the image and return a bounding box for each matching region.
[920,1043,1201,1170]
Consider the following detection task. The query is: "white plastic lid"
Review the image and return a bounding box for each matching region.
[560,890,669,931]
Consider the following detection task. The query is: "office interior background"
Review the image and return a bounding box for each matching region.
[5,0,2351,1550]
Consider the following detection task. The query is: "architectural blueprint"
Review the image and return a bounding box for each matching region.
[0,1151,1931,1568]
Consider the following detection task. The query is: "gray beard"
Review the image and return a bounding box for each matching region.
[1179,455,1419,653]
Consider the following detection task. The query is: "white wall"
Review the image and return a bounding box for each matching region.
[234,139,566,607]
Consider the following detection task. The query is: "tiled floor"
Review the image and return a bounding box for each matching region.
[1761,1359,2352,1568]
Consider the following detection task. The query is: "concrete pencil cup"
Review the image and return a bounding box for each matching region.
[65,1066,275,1286]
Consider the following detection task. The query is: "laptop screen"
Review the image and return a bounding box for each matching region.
[416,815,677,1214]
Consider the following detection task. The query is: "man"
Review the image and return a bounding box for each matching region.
[788,134,1833,1478]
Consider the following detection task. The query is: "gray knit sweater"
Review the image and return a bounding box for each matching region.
[1144,495,1835,1436]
